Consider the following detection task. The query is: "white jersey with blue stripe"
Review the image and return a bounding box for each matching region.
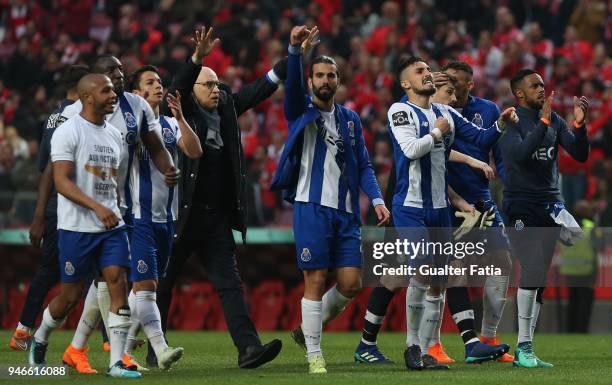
[131,115,181,223]
[60,92,159,214]
[388,101,457,209]
[295,108,353,213]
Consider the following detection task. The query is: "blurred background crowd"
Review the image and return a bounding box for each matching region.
[0,0,609,229]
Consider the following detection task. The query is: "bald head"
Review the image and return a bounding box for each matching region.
[193,67,220,110]
[77,74,117,117]
[77,74,111,97]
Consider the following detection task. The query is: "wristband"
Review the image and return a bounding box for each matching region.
[431,127,442,141]
[540,117,550,125]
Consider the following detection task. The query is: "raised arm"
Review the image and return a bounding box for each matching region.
[284,26,315,121]
[449,106,515,150]
[166,90,203,159]
[558,95,590,162]
[233,60,285,117]
[168,26,220,116]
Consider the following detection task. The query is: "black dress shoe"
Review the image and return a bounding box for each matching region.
[404,345,424,371]
[238,339,282,369]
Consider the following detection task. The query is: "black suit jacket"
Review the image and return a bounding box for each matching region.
[168,59,284,243]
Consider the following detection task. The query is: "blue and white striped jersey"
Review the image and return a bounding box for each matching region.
[388,100,502,209]
[295,108,353,213]
[131,115,181,222]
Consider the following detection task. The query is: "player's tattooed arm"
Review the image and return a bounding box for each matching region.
[53,160,119,230]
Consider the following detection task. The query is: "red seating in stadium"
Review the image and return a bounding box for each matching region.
[250,280,285,330]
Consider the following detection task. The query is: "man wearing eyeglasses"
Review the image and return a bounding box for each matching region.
[150,26,287,369]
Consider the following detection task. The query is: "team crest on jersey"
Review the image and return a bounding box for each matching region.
[124,112,137,128]
[300,248,312,262]
[65,262,75,276]
[515,219,524,231]
[422,121,429,128]
[137,260,148,274]
[472,113,484,128]
[162,127,175,144]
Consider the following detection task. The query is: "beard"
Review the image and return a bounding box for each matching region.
[526,97,545,110]
[413,86,436,96]
[313,84,336,102]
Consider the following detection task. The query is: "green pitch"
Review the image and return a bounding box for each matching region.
[0,331,610,384]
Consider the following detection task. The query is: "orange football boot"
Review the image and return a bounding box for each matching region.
[9,329,32,351]
[427,342,456,364]
[62,344,98,373]
[480,336,514,362]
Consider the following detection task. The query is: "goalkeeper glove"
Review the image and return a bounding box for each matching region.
[453,201,496,240]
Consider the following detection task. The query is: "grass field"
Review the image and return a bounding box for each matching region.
[0,331,610,384]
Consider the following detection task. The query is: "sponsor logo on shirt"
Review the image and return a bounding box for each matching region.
[532,147,555,161]
[392,111,410,126]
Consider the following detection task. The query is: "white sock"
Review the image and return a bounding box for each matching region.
[322,286,351,326]
[72,282,101,349]
[405,281,427,347]
[429,292,445,347]
[97,282,111,338]
[530,300,541,340]
[481,275,509,338]
[33,307,64,344]
[301,298,323,359]
[136,291,167,357]
[108,309,131,367]
[17,322,33,334]
[419,294,442,353]
[124,290,141,354]
[517,288,536,344]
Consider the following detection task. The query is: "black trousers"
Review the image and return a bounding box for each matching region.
[503,200,560,288]
[19,217,60,328]
[154,206,260,353]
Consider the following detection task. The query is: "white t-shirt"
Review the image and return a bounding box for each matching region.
[131,115,182,222]
[51,114,124,233]
[60,92,160,213]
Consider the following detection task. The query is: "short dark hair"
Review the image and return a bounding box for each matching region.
[397,56,425,78]
[90,54,118,73]
[441,61,473,76]
[510,68,538,96]
[62,65,90,91]
[127,65,160,92]
[309,55,338,78]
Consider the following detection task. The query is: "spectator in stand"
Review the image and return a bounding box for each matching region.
[0,142,16,226]
[569,0,607,45]
[492,6,524,50]
[527,22,554,81]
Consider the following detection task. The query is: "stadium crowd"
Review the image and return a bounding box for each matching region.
[0,0,609,228]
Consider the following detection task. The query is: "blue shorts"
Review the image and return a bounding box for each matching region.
[293,202,362,270]
[452,199,509,250]
[58,227,130,283]
[392,206,452,276]
[130,219,173,282]
[123,212,134,239]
